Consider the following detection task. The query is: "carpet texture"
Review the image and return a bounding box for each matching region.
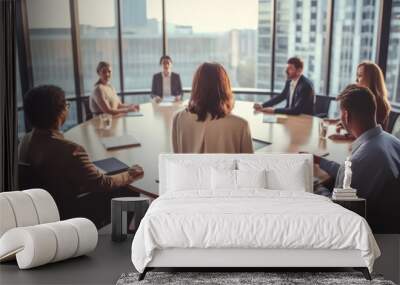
[117,271,396,285]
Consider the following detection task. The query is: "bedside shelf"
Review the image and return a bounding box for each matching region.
[332,198,366,218]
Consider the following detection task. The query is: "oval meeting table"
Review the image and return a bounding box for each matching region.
[64,100,353,199]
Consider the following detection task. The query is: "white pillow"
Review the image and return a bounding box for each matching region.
[167,162,210,191]
[166,160,235,192]
[266,166,306,191]
[236,169,267,189]
[237,159,309,192]
[211,169,267,190]
[211,168,236,190]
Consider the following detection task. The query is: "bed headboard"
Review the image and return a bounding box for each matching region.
[158,153,314,195]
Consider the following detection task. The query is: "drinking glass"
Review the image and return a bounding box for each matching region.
[99,113,112,130]
[103,114,112,130]
[319,120,328,139]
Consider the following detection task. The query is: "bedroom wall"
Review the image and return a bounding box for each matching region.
[373,234,400,284]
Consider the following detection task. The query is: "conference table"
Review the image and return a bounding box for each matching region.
[64,100,353,198]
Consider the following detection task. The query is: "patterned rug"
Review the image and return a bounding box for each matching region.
[117,271,396,285]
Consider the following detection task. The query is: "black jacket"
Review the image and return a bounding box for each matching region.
[151,72,183,98]
[262,75,315,115]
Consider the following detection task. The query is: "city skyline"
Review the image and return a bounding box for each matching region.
[27,0,259,33]
[19,0,400,131]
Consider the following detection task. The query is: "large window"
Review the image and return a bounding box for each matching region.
[166,0,260,90]
[273,0,328,94]
[121,0,163,91]
[329,0,380,96]
[26,0,77,129]
[19,0,397,132]
[386,0,400,105]
[78,0,121,94]
[257,0,273,90]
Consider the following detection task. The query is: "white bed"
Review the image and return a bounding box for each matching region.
[131,154,380,280]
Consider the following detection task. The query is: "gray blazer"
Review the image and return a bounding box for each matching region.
[151,72,183,98]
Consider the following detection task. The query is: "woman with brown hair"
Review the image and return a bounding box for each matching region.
[171,62,253,153]
[356,61,391,130]
[330,61,391,140]
[90,61,139,115]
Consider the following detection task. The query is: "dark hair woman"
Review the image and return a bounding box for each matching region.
[19,85,144,227]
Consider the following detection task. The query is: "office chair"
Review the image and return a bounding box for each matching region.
[387,110,400,137]
[82,97,93,121]
[314,95,333,118]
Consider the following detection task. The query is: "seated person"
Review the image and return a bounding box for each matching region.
[151,55,183,103]
[314,84,400,233]
[90,61,139,115]
[172,62,253,153]
[19,85,144,228]
[253,57,315,115]
[331,61,391,140]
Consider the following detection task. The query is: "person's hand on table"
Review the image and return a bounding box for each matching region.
[335,122,343,134]
[323,118,340,124]
[128,104,140,112]
[154,96,162,103]
[328,133,356,141]
[128,165,144,182]
[174,95,182,102]
[261,107,275,114]
[328,121,355,140]
[253,103,262,111]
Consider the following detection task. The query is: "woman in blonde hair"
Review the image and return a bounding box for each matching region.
[89,61,139,115]
[356,61,391,130]
[172,62,253,153]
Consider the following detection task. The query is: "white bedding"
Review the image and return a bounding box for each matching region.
[131,190,380,273]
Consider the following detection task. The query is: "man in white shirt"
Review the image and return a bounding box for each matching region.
[151,55,183,103]
[253,57,315,115]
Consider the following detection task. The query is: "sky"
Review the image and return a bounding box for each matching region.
[27,0,258,32]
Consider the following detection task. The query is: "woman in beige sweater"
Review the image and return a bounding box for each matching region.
[90,61,139,115]
[172,62,254,153]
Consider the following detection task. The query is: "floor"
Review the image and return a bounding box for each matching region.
[1,232,399,285]
[0,234,134,285]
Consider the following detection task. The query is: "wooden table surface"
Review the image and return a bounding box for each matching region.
[64,100,352,197]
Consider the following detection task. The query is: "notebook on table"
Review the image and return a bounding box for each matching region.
[252,138,272,150]
[101,134,140,150]
[93,157,129,175]
[263,115,288,124]
[263,115,277,123]
[162,96,176,103]
[125,112,144,117]
[158,102,174,107]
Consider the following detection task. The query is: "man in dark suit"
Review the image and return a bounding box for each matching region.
[18,85,144,228]
[151,55,183,103]
[254,57,315,115]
